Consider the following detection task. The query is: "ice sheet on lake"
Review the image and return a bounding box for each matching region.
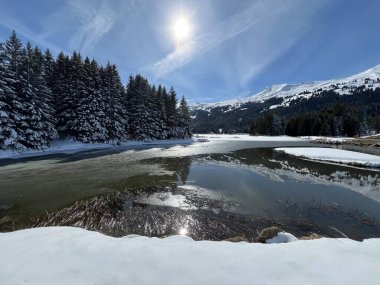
[197,134,305,142]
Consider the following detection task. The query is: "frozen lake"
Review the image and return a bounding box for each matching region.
[1,137,380,240]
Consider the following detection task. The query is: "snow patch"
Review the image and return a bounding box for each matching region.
[276,147,380,168]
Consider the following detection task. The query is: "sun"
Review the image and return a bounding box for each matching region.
[172,17,191,43]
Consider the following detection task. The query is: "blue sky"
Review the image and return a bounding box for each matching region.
[1,0,380,104]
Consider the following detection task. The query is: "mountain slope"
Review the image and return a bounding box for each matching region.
[192,65,380,133]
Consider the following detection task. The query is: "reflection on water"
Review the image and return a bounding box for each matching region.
[0,140,380,240]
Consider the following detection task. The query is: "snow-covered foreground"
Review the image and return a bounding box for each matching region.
[1,227,379,285]
[0,138,195,160]
[276,147,380,168]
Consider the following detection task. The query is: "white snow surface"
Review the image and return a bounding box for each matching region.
[193,64,380,111]
[1,227,380,285]
[276,147,380,168]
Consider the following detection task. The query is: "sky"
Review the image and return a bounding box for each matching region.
[1,0,380,104]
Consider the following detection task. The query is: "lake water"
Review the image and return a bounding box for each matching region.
[1,139,379,241]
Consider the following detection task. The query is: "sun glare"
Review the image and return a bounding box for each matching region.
[173,17,191,43]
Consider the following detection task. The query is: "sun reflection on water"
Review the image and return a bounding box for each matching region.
[179,227,188,235]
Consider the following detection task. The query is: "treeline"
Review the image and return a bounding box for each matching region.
[0,31,191,150]
[250,88,380,137]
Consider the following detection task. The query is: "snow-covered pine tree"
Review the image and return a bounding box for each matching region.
[0,41,16,149]
[3,32,36,150]
[153,85,168,139]
[43,48,55,91]
[29,46,58,147]
[52,52,71,136]
[62,51,87,139]
[75,58,108,143]
[0,40,16,149]
[177,96,192,138]
[101,63,128,143]
[125,74,151,141]
[166,87,179,138]
[17,42,44,149]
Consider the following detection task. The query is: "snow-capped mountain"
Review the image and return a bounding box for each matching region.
[191,64,380,133]
[193,64,380,112]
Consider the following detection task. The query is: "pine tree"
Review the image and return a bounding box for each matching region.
[125,74,151,140]
[28,46,58,147]
[75,58,108,142]
[3,32,34,150]
[101,63,128,142]
[154,85,168,139]
[166,87,178,138]
[0,41,16,149]
[61,51,87,139]
[178,96,192,138]
[52,52,70,136]
[43,48,55,90]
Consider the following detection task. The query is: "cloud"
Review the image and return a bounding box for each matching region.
[67,0,117,52]
[149,0,287,78]
[41,0,137,53]
[149,0,331,84]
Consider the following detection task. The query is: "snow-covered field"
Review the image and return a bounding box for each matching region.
[1,227,379,285]
[276,147,380,168]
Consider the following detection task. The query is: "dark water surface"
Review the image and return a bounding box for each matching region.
[1,140,379,241]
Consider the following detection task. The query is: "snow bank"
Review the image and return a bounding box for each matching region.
[196,134,305,142]
[276,147,380,168]
[1,227,379,285]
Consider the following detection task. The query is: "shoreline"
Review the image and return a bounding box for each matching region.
[0,138,196,160]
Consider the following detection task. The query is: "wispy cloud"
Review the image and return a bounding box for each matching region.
[42,0,137,53]
[67,0,117,52]
[149,0,287,78]
[149,0,330,84]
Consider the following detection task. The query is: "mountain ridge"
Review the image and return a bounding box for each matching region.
[193,64,380,112]
[191,64,380,134]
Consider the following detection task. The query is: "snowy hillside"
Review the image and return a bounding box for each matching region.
[194,64,380,112]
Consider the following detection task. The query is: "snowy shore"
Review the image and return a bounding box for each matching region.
[276,147,380,168]
[1,227,379,285]
[0,135,304,160]
[0,138,196,160]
